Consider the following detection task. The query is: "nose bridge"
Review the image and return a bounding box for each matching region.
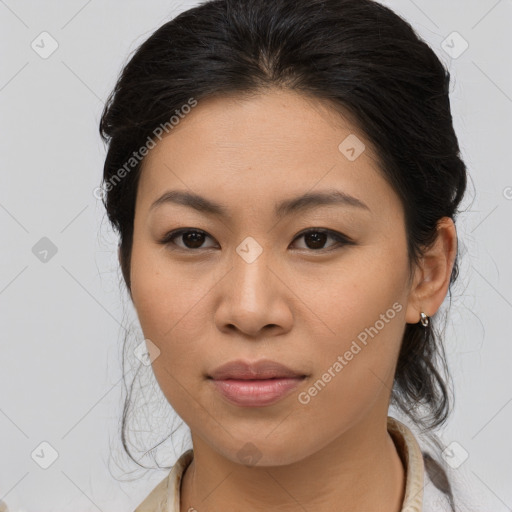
[232,235,273,304]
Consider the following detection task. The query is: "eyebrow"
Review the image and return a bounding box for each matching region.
[149,188,371,219]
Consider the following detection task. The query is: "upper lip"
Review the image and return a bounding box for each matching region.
[208,359,307,380]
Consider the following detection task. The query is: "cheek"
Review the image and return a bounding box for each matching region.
[129,241,219,395]
[130,239,208,341]
[129,248,208,417]
[298,243,409,398]
[285,269,408,452]
[301,242,409,342]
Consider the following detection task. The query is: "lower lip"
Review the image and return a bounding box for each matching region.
[210,377,305,407]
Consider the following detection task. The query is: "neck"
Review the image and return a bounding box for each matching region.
[180,413,406,512]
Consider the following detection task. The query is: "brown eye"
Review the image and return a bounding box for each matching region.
[291,228,353,251]
[304,231,328,249]
[181,230,206,249]
[160,229,217,250]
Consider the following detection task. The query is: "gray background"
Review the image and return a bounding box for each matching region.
[0,0,511,510]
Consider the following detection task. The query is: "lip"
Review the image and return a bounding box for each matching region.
[207,359,307,407]
[208,359,306,380]
[210,377,306,407]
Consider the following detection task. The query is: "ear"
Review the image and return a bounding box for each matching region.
[405,217,458,324]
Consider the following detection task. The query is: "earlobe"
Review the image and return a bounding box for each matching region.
[405,217,457,324]
[404,261,425,324]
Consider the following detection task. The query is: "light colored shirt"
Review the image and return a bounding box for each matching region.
[133,416,453,512]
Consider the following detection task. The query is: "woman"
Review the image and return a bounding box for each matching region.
[99,0,469,510]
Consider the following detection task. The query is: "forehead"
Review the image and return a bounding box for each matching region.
[143,89,376,166]
[136,89,400,220]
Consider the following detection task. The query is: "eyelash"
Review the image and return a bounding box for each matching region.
[159,228,354,253]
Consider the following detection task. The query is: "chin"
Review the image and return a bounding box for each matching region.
[211,436,315,468]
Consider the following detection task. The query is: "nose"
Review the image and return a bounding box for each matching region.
[214,247,293,338]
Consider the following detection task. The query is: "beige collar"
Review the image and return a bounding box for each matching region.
[134,416,427,512]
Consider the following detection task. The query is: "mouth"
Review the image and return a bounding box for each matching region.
[206,359,309,406]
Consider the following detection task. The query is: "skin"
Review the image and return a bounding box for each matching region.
[126,89,457,512]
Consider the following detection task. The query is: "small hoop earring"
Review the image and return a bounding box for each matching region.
[420,312,429,327]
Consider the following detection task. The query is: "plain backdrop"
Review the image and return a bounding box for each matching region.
[0,0,511,510]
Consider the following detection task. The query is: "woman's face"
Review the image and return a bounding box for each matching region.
[129,89,417,465]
